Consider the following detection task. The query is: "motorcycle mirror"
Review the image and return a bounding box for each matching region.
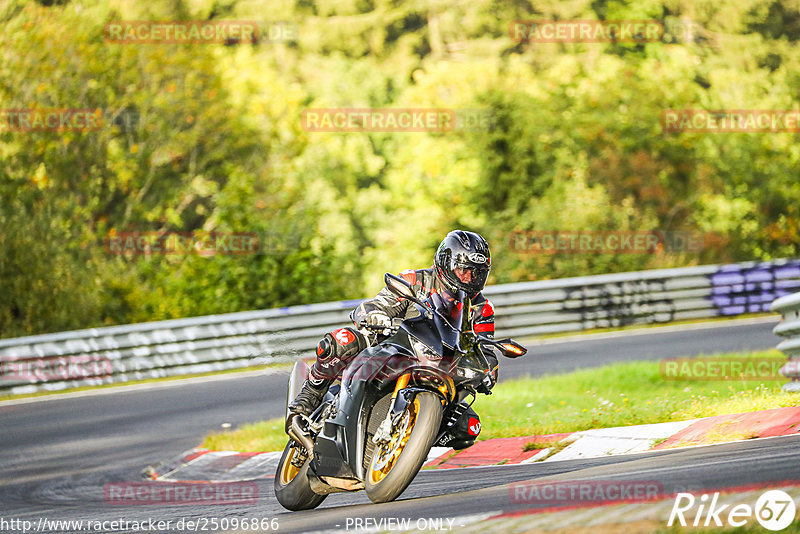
[495,338,527,358]
[384,273,424,305]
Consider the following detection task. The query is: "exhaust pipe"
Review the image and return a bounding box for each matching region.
[288,416,315,453]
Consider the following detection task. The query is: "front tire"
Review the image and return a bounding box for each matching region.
[365,391,442,503]
[274,442,327,511]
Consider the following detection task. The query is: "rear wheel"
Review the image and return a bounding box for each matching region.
[274,442,327,511]
[365,391,442,503]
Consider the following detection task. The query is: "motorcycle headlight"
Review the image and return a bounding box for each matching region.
[411,339,441,361]
[456,367,479,379]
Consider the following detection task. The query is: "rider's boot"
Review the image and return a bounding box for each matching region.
[287,376,333,417]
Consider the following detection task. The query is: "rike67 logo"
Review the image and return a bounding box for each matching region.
[668,490,796,531]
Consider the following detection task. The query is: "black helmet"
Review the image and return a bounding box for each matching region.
[434,230,491,297]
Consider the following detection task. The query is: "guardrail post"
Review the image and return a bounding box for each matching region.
[771,292,800,392]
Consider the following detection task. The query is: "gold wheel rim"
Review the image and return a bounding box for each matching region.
[279,446,302,486]
[368,398,419,485]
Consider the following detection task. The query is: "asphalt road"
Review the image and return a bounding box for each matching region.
[0,317,788,532]
[271,434,800,533]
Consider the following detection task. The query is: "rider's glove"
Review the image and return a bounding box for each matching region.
[363,311,392,331]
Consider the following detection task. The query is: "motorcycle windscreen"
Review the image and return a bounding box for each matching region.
[429,290,464,351]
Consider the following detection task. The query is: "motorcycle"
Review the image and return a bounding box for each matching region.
[274,273,528,510]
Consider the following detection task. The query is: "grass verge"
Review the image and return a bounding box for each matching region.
[201,349,798,452]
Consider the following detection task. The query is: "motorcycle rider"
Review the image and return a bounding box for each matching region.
[287,230,497,448]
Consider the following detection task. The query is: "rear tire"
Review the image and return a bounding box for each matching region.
[274,442,327,511]
[365,391,442,503]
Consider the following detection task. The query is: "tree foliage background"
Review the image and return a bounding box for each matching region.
[1,0,799,338]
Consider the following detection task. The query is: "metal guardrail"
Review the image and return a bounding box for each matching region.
[1,259,799,395]
[771,291,800,392]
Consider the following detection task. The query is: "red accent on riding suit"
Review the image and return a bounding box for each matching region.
[307,267,496,384]
[474,323,495,334]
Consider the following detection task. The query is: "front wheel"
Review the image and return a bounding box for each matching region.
[274,442,327,511]
[365,391,442,503]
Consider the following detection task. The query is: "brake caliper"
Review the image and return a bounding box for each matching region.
[372,415,394,445]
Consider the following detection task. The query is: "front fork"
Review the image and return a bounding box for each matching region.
[372,372,411,445]
[373,371,456,445]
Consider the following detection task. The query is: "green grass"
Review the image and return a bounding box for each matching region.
[473,349,795,440]
[522,439,565,451]
[203,418,290,453]
[200,349,798,453]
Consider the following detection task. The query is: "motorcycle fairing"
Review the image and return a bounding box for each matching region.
[311,346,403,480]
[308,290,468,483]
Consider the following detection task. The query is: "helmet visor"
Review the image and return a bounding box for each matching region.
[454,266,474,284]
[452,261,489,294]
